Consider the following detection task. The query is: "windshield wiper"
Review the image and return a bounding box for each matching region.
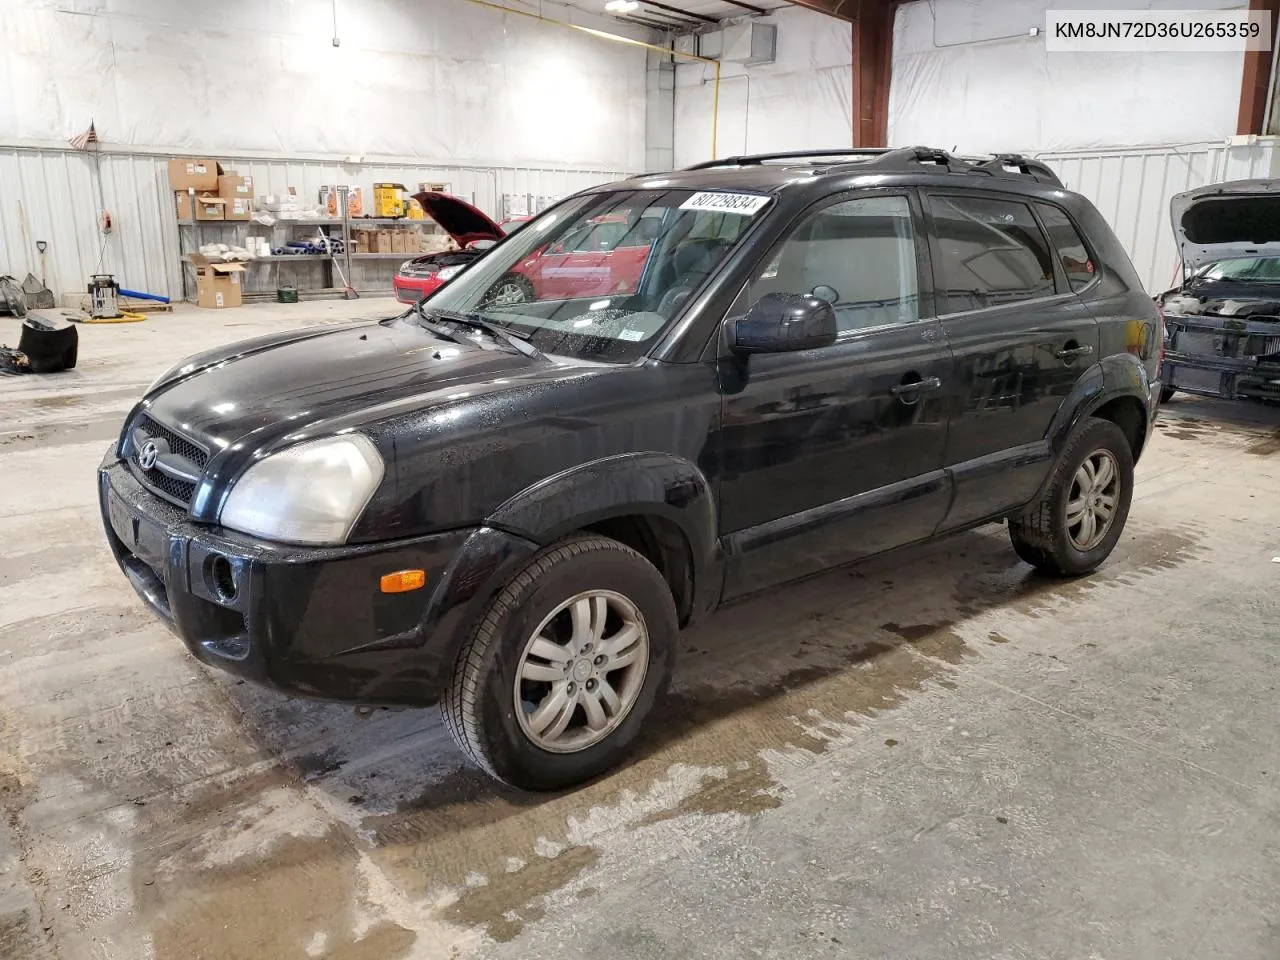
[404,305,467,345]
[426,308,544,360]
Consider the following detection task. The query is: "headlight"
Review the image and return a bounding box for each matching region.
[219,435,384,545]
[436,264,463,281]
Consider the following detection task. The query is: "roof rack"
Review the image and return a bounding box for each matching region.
[683,146,1063,187]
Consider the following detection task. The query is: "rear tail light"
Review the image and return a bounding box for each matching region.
[1156,303,1167,370]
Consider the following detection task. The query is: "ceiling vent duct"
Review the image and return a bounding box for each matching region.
[699,22,777,65]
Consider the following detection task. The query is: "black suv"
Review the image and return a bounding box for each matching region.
[100,148,1161,789]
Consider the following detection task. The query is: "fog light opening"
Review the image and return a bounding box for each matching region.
[209,554,237,603]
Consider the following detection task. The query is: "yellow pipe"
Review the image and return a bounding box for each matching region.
[462,0,720,160]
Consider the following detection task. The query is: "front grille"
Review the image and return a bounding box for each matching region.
[128,414,208,508]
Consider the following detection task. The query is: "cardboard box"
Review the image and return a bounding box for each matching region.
[224,197,251,221]
[373,183,406,218]
[190,254,245,309]
[391,231,407,253]
[174,191,194,222]
[194,195,225,221]
[218,173,253,199]
[371,230,392,254]
[257,188,299,213]
[168,158,221,191]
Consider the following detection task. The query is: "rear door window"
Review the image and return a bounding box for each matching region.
[927,195,1057,313]
[1035,203,1095,291]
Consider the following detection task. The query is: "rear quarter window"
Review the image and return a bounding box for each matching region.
[1035,203,1096,292]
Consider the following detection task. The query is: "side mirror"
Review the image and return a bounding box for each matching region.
[729,292,838,354]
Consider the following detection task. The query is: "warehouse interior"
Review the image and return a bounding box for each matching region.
[2,0,1280,957]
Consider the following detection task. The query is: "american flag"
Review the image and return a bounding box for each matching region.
[68,121,98,150]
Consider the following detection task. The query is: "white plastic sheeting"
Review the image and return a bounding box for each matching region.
[0,0,649,171]
[0,146,632,300]
[890,0,1248,154]
[1034,138,1280,294]
[673,6,853,168]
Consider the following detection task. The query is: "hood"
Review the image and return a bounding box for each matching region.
[413,192,505,248]
[1171,179,1280,274]
[141,317,557,468]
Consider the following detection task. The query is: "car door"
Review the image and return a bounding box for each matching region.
[601,214,661,294]
[715,190,955,601]
[921,192,1100,531]
[533,222,612,299]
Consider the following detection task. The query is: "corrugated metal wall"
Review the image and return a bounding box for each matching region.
[1034,138,1280,294]
[5,139,1280,305]
[0,146,634,303]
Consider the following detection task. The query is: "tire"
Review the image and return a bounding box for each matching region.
[482,273,534,307]
[442,535,677,790]
[1160,385,1176,404]
[1008,417,1134,577]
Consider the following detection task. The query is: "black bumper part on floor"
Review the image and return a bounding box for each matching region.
[98,451,537,705]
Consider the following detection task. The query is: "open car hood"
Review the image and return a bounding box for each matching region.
[1171,179,1280,275]
[413,192,505,248]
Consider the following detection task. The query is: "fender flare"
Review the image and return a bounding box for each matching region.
[1046,353,1152,457]
[486,451,721,608]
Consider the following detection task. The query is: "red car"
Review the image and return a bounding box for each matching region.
[394,196,660,305]
[393,193,514,304]
[510,213,660,301]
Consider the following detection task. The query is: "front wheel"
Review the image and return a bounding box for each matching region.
[1008,417,1134,577]
[442,535,677,790]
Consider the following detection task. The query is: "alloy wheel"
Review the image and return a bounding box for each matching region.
[513,590,650,753]
[1066,449,1121,551]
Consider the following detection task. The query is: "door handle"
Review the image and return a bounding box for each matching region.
[889,376,942,396]
[1055,344,1094,360]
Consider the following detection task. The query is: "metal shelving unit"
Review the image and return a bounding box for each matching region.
[175,191,448,301]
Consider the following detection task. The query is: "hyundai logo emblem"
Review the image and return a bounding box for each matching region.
[138,440,160,471]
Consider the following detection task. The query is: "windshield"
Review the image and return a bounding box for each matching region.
[1193,256,1280,283]
[426,189,770,362]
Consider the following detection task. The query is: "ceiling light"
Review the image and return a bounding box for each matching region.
[605,0,639,12]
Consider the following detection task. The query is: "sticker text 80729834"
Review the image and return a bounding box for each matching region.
[679,193,771,216]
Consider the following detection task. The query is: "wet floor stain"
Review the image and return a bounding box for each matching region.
[1245,428,1280,456]
[0,909,53,960]
[952,525,1203,619]
[0,414,122,450]
[29,395,85,410]
[638,759,782,829]
[445,844,599,943]
[140,830,414,960]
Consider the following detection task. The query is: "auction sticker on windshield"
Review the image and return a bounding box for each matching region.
[680,192,770,216]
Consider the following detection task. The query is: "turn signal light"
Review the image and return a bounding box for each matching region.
[380,569,426,593]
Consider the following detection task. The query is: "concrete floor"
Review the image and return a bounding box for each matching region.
[1,300,1278,960]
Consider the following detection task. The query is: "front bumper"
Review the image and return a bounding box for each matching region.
[1163,313,1280,401]
[393,274,446,304]
[98,451,533,705]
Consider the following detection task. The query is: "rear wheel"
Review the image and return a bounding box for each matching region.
[442,535,677,790]
[1008,417,1134,577]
